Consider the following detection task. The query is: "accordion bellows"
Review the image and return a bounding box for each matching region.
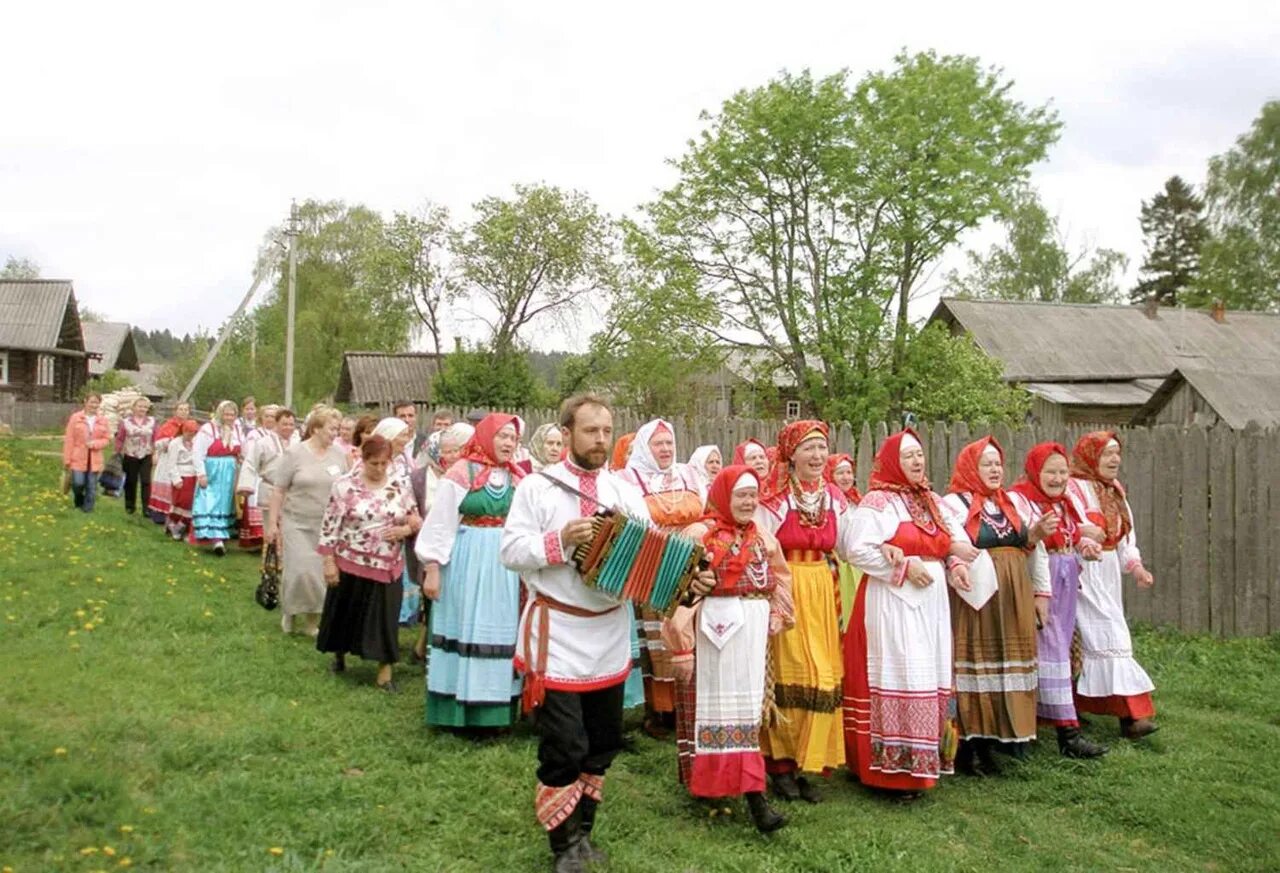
[573,513,705,616]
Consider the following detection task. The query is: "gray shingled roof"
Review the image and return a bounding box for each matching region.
[1135,366,1280,429]
[930,298,1280,382]
[334,352,442,405]
[82,321,139,375]
[0,279,82,352]
[1023,379,1165,407]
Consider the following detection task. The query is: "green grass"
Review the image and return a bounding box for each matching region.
[2,436,1278,873]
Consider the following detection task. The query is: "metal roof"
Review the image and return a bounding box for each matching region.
[334,351,442,405]
[930,298,1280,382]
[1023,379,1164,407]
[0,279,82,352]
[82,321,139,375]
[1136,366,1280,429]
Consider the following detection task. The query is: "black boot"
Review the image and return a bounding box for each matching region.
[745,792,787,833]
[975,739,1003,776]
[770,772,801,801]
[1057,726,1108,759]
[1120,717,1159,740]
[547,807,585,873]
[955,740,981,776]
[576,796,607,865]
[795,775,822,804]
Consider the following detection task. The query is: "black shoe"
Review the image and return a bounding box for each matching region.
[1058,726,1108,759]
[375,680,399,694]
[330,655,346,674]
[577,796,607,865]
[549,807,585,873]
[975,740,1004,776]
[212,541,225,556]
[745,792,786,833]
[770,772,801,801]
[955,740,982,777]
[796,775,822,804]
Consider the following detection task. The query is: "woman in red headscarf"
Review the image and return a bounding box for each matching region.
[824,454,864,630]
[416,413,526,730]
[660,465,795,831]
[752,420,850,802]
[732,439,771,482]
[1011,442,1109,759]
[842,429,972,797]
[941,436,1055,775]
[1067,431,1158,740]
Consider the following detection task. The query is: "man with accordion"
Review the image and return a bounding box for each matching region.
[501,392,716,872]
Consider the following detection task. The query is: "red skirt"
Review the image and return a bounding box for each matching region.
[1075,692,1155,720]
[238,493,264,549]
[169,476,196,520]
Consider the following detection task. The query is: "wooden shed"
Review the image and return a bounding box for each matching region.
[0,279,89,401]
[334,351,442,408]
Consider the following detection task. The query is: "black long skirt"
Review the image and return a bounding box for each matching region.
[316,570,403,664]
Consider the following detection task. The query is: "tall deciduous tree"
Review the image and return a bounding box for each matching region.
[1193,101,1280,311]
[452,184,616,356]
[1130,175,1207,306]
[0,256,40,279]
[947,188,1127,304]
[373,205,454,359]
[633,53,1059,423]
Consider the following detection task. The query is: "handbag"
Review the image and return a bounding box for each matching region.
[256,542,281,611]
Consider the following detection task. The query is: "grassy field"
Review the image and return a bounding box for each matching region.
[2,436,1278,873]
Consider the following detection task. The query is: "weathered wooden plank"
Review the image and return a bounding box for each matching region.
[1266,428,1280,634]
[855,423,874,488]
[1207,425,1236,637]
[1233,424,1267,637]
[874,421,889,455]
[1151,426,1183,629]
[1123,428,1156,626]
[834,422,854,456]
[929,422,950,490]
[1178,426,1210,634]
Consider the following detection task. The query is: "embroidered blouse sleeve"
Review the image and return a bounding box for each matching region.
[938,493,972,545]
[415,476,466,565]
[1011,493,1051,596]
[1118,496,1143,573]
[192,426,214,478]
[845,494,901,581]
[167,439,185,484]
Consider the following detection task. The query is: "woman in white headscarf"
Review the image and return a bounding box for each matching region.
[687,445,723,491]
[526,422,564,473]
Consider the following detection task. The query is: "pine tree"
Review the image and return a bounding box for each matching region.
[1130,175,1208,305]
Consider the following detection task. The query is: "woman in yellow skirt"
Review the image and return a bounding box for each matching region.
[753,420,851,803]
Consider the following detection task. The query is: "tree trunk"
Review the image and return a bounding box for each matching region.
[888,238,914,419]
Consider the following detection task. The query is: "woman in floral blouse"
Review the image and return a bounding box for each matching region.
[315,435,422,692]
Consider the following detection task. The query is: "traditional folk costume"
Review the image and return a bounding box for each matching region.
[1068,432,1158,737]
[941,437,1050,773]
[189,417,241,550]
[529,423,562,473]
[1011,442,1109,759]
[148,416,186,523]
[661,466,794,831]
[842,430,964,794]
[417,414,525,728]
[166,427,198,538]
[687,445,722,492]
[115,413,156,515]
[500,454,651,865]
[235,424,272,549]
[754,421,848,799]
[824,454,864,631]
[316,470,420,667]
[616,419,707,727]
[606,431,646,711]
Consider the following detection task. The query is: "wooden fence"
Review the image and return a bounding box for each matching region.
[373,405,1280,639]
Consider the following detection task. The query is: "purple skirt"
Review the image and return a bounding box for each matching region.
[1036,553,1081,726]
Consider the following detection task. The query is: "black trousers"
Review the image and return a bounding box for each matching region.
[121,455,152,513]
[535,682,625,787]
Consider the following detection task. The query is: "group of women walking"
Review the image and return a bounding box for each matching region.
[62,393,1159,840]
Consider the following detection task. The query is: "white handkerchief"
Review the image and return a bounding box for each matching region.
[882,561,944,609]
[957,549,999,611]
[699,597,745,650]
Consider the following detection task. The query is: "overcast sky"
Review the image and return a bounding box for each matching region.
[2,0,1277,350]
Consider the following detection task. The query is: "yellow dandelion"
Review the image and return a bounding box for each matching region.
[54,747,67,756]
[80,846,99,855]
[118,860,132,868]
[102,846,116,857]
[267,847,284,856]
[119,825,134,834]
[83,623,94,632]
[142,807,156,815]
[203,610,213,618]
[75,609,86,618]
[68,629,78,637]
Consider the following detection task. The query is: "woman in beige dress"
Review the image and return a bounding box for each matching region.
[265,406,350,636]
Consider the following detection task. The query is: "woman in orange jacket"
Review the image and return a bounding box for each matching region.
[62,393,113,512]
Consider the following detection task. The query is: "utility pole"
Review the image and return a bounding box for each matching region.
[284,200,299,408]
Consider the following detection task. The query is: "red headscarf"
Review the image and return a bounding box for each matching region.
[449,413,525,491]
[1070,431,1131,544]
[823,453,862,504]
[764,420,828,498]
[868,429,944,528]
[947,436,1023,541]
[1011,442,1084,549]
[731,438,768,466]
[699,465,762,590]
[610,432,636,472]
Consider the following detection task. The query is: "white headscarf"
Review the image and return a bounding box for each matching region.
[688,445,721,487]
[627,418,677,478]
[373,417,409,442]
